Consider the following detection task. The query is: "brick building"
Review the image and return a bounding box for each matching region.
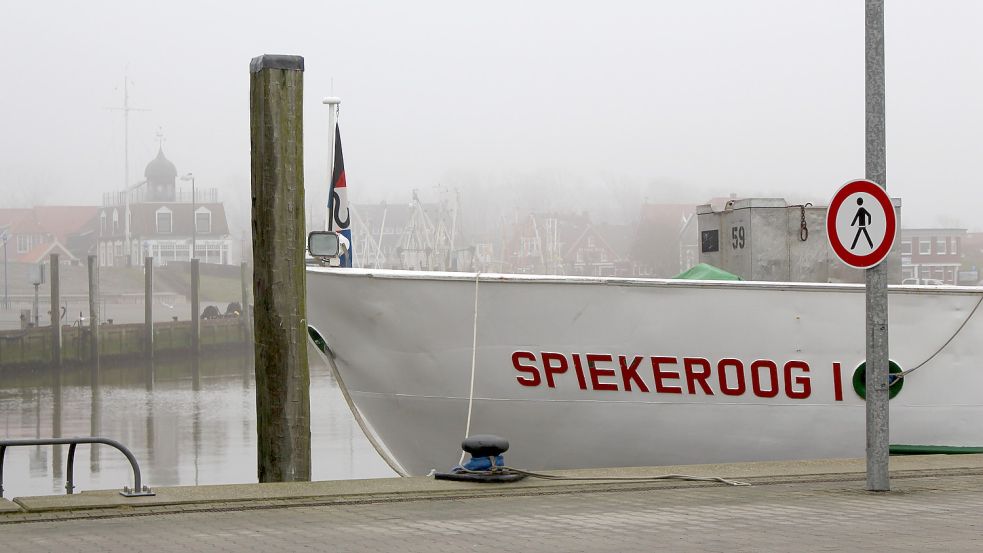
[900,228,966,284]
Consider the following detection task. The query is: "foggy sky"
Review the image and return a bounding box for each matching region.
[1,0,982,236]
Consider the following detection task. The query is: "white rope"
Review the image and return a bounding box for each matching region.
[898,293,983,378]
[459,273,481,466]
[309,328,410,476]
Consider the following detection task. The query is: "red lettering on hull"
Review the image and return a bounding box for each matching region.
[619,355,649,393]
[586,353,617,391]
[512,351,814,400]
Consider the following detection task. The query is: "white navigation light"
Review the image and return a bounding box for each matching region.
[308,231,340,258]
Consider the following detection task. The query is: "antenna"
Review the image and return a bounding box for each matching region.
[105,69,152,189]
[104,68,150,266]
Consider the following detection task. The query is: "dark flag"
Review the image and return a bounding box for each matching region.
[327,123,353,267]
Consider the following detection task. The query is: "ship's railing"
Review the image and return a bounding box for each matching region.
[0,437,155,498]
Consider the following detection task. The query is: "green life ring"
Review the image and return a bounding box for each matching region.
[852,360,904,400]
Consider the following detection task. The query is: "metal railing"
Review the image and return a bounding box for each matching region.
[0,437,155,498]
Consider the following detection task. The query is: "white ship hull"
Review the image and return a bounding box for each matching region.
[306,268,983,476]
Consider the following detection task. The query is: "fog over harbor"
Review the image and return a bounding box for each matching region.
[1,0,983,507]
[2,1,982,236]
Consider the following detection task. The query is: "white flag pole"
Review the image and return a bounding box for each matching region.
[322,96,342,231]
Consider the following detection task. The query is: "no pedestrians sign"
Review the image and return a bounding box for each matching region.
[826,179,897,269]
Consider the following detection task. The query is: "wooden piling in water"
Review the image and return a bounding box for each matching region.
[87,255,100,368]
[50,253,61,368]
[240,260,251,347]
[191,259,200,355]
[249,53,311,482]
[145,257,154,359]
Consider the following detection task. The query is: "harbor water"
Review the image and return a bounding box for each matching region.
[0,346,396,499]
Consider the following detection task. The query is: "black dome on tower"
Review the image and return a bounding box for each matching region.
[144,147,177,201]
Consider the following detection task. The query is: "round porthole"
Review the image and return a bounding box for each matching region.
[852,360,904,400]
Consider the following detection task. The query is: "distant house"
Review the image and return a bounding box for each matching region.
[960,232,983,285]
[900,228,966,284]
[0,205,99,265]
[351,195,480,271]
[629,203,697,278]
[503,212,627,277]
[98,147,232,267]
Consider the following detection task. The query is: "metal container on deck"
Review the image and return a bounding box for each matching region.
[697,197,901,283]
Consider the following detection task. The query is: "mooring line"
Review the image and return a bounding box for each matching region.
[899,293,983,378]
[459,273,481,466]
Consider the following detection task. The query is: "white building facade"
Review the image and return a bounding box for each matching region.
[98,148,232,267]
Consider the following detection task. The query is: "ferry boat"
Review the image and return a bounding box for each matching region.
[305,267,983,476]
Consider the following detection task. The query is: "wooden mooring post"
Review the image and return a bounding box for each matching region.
[240,260,252,347]
[191,258,200,355]
[145,257,153,359]
[249,54,311,482]
[87,254,100,368]
[50,253,61,368]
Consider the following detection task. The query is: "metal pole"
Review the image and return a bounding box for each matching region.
[192,176,197,260]
[123,76,131,267]
[3,239,7,309]
[66,443,77,494]
[323,97,341,232]
[865,0,890,492]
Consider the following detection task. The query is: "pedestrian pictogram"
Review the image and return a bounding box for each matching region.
[827,179,897,269]
[850,198,873,250]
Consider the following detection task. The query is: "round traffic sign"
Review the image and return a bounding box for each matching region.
[826,179,897,269]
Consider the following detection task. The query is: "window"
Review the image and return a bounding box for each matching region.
[112,210,120,234]
[900,240,912,254]
[195,208,211,234]
[918,239,931,255]
[17,234,30,253]
[952,239,958,255]
[100,212,107,235]
[156,207,173,234]
[936,238,947,254]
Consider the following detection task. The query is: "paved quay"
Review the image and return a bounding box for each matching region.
[2,455,983,552]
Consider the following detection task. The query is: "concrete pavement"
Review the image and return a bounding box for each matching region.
[2,455,983,551]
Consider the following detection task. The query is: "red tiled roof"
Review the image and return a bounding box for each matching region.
[34,206,99,242]
[0,208,42,235]
[15,240,76,264]
[0,206,98,241]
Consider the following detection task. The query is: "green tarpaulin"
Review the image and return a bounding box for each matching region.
[673,263,742,281]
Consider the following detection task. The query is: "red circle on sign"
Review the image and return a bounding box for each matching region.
[826,179,897,269]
